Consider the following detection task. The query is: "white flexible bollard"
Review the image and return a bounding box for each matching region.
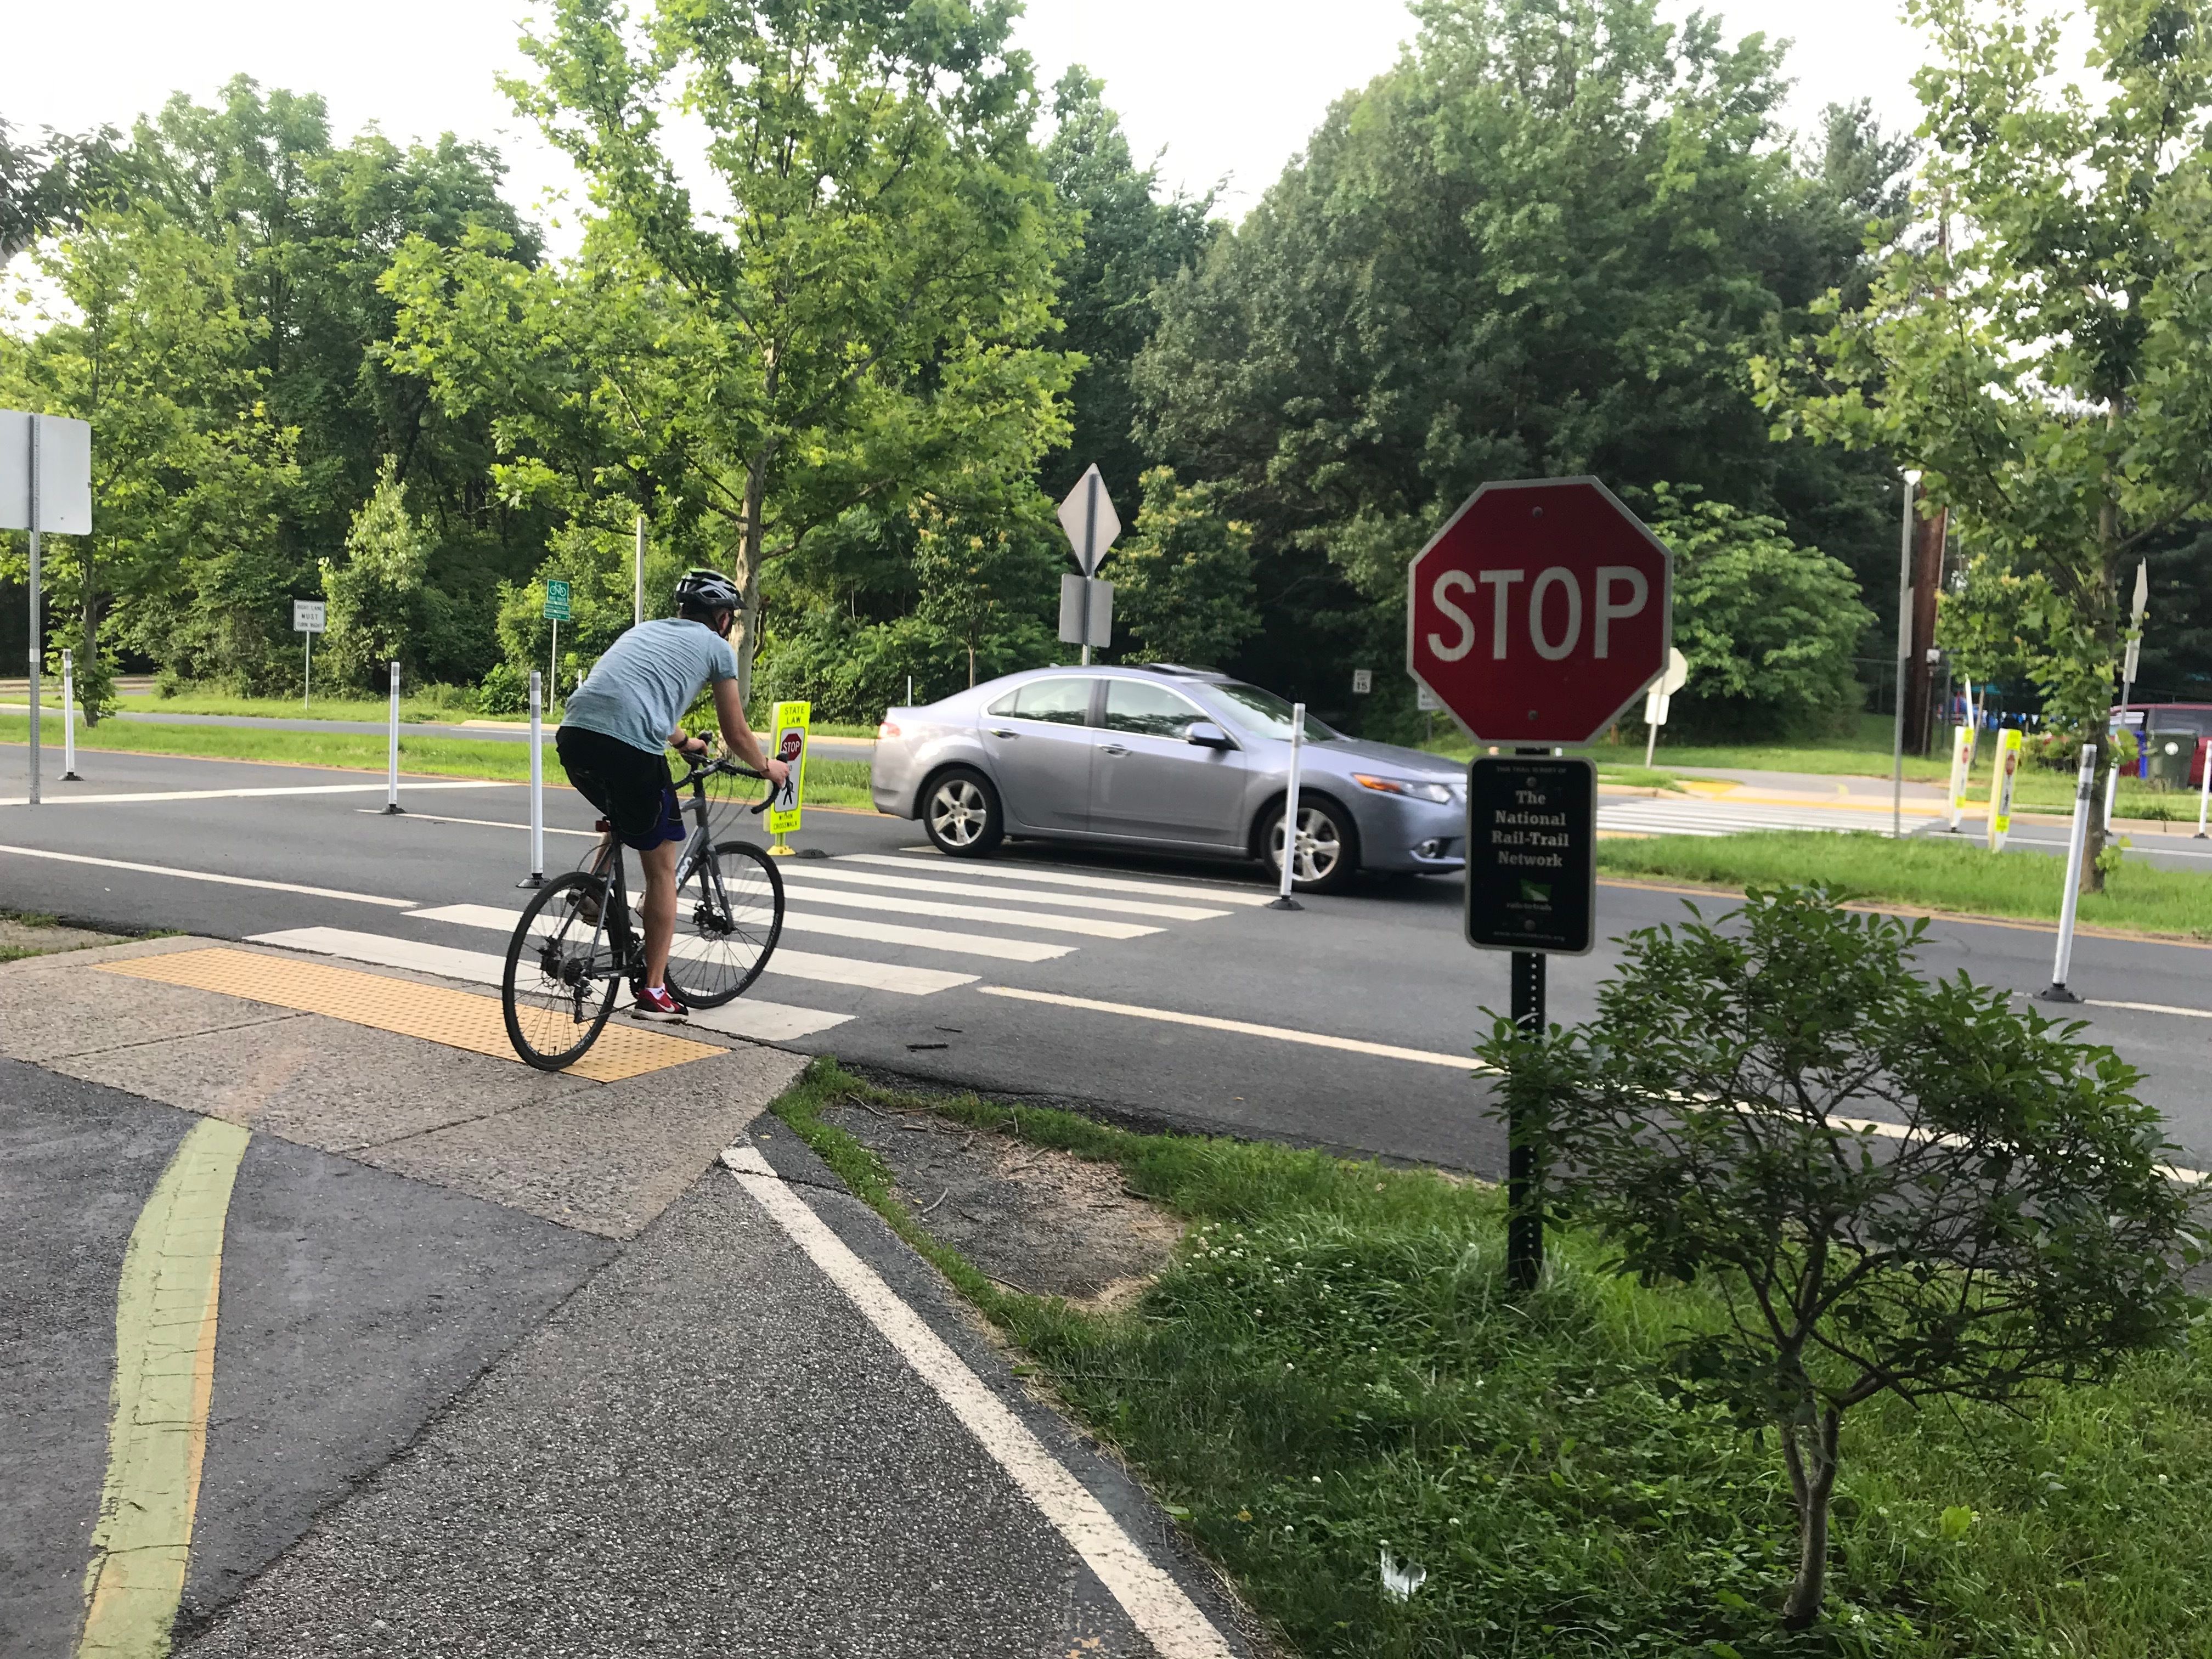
[1270,702,1307,912]
[2044,743,2097,1002]
[382,660,404,815]
[60,648,80,781]
[520,670,545,888]
[2197,737,2211,839]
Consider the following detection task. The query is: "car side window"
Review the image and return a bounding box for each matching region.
[999,677,1094,726]
[1104,679,1207,739]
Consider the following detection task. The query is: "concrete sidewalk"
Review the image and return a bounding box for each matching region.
[3,936,1249,1658]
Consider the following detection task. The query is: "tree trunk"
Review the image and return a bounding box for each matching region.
[731,453,768,713]
[1780,1406,1842,1629]
[731,346,781,714]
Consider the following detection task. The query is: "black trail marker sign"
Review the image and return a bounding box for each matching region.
[1465,755,1596,955]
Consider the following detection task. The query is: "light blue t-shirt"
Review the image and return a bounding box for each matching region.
[562,618,740,755]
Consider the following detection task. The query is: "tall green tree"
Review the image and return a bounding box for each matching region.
[1,119,120,263]
[0,207,297,712]
[1108,467,1259,667]
[1135,0,1909,730]
[112,80,550,685]
[322,458,432,686]
[391,0,1079,703]
[1039,67,1215,510]
[1758,0,2212,890]
[1645,485,1872,738]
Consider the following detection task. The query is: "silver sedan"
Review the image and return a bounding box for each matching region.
[870,664,1466,893]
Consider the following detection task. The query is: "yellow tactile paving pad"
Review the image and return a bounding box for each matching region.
[97,948,721,1083]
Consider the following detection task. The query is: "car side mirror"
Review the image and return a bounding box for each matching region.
[1186,721,1235,750]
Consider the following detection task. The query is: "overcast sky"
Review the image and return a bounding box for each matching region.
[8,0,1935,249]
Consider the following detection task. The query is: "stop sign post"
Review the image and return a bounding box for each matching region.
[1406,476,1673,1289]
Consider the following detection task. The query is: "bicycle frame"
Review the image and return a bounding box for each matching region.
[568,754,764,993]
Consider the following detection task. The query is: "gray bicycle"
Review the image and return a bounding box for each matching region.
[501,753,783,1070]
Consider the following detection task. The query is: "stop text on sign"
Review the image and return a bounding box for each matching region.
[1424,565,1650,663]
[1405,476,1672,745]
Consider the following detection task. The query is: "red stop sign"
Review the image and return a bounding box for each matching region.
[1407,477,1672,744]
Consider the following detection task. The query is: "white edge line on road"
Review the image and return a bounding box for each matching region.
[0,843,416,908]
[2088,997,2212,1020]
[1835,1114,2208,1186]
[0,781,519,806]
[720,1143,1235,1659]
[976,985,1484,1071]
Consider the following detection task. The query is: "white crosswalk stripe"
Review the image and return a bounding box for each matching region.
[406,902,989,989]
[771,877,1164,939]
[775,863,1230,921]
[221,848,1245,1055]
[868,850,1277,905]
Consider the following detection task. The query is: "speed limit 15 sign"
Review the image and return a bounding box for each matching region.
[1407,477,1672,746]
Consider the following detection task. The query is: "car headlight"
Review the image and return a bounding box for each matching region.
[1351,773,1454,804]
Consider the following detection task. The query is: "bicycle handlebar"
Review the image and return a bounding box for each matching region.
[672,748,776,814]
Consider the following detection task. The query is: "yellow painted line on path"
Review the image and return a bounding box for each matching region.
[75,1116,252,1658]
[97,948,719,1082]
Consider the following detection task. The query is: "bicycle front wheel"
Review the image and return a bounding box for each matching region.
[504,871,622,1070]
[664,839,784,1009]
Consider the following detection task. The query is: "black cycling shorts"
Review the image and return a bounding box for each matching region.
[556,726,684,852]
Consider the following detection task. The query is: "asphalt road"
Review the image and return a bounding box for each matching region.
[6,740,2212,1172]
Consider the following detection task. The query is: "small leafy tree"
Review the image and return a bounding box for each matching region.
[911,492,1060,688]
[1108,467,1259,668]
[322,460,430,687]
[1645,485,1872,738]
[1480,885,2201,1630]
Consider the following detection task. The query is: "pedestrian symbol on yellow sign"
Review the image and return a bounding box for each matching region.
[765,700,811,850]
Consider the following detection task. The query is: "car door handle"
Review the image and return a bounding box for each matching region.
[1099,743,1128,756]
[989,727,1017,738]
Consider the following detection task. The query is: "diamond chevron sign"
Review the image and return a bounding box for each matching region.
[1406,477,1672,744]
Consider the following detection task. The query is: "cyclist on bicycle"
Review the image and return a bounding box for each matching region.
[555,568,789,1020]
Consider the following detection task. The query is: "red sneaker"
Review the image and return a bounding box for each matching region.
[631,984,688,1022]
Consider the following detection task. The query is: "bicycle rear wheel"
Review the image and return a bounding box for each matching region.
[504,871,622,1069]
[663,839,784,1008]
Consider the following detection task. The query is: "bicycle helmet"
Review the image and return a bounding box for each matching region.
[673,567,743,618]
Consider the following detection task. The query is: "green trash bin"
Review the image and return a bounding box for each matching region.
[2147,735,2191,789]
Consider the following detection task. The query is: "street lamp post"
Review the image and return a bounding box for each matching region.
[1893,469,1922,839]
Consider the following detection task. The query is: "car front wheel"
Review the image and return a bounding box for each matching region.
[922,767,1005,857]
[1263,796,1357,894]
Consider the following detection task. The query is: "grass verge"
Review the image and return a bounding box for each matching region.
[0,715,877,808]
[774,1059,2212,1656]
[1596,830,2212,940]
[11,686,883,740]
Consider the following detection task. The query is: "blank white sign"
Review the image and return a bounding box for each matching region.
[0,410,93,533]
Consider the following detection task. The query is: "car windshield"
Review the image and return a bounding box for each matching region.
[1209,682,1336,742]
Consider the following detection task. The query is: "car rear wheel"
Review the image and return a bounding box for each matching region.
[1263,796,1358,894]
[922,767,1004,857]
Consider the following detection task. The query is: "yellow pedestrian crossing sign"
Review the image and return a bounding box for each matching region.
[766,701,810,838]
